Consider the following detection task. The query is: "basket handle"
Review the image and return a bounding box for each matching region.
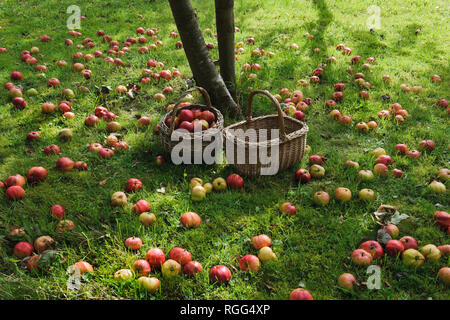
[169,86,212,136]
[247,90,287,141]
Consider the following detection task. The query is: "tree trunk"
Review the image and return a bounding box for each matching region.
[215,0,237,102]
[168,0,239,116]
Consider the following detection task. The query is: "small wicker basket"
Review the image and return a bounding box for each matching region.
[223,90,308,176]
[159,87,224,163]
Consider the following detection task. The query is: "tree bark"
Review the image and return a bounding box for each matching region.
[168,0,239,116]
[215,0,237,102]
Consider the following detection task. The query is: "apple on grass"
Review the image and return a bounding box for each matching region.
[251,234,271,250]
[338,273,356,290]
[226,174,244,189]
[437,245,450,256]
[209,265,231,284]
[383,224,399,239]
[132,200,150,214]
[191,185,206,201]
[162,259,181,278]
[360,241,383,259]
[402,249,425,268]
[309,164,325,178]
[289,288,313,300]
[239,255,260,272]
[280,202,296,216]
[189,177,203,188]
[33,236,54,253]
[183,261,203,276]
[212,177,227,191]
[438,268,450,286]
[258,247,277,262]
[169,248,192,265]
[335,187,352,202]
[13,241,34,258]
[139,212,156,226]
[6,186,26,200]
[295,169,311,184]
[125,237,142,250]
[49,204,65,219]
[137,276,160,293]
[111,192,127,206]
[420,244,441,261]
[351,249,372,266]
[114,269,133,282]
[180,212,201,227]
[385,240,405,257]
[132,259,151,276]
[428,180,446,194]
[125,178,143,193]
[146,248,165,269]
[358,189,375,201]
[313,191,330,206]
[399,236,417,250]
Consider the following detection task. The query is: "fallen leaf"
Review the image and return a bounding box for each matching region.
[99,179,108,186]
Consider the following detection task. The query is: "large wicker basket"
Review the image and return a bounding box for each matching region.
[159,87,224,164]
[223,90,308,176]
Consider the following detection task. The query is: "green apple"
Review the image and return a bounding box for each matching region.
[161,259,181,278]
[371,147,386,157]
[203,182,213,193]
[309,164,325,178]
[428,180,446,194]
[139,212,156,226]
[402,249,425,268]
[26,88,38,96]
[111,192,127,206]
[358,170,374,181]
[189,177,203,189]
[114,269,133,281]
[258,247,277,262]
[191,185,206,201]
[212,177,227,191]
[420,244,441,261]
[137,276,160,293]
[358,188,375,201]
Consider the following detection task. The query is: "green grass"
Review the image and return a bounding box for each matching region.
[0,0,449,300]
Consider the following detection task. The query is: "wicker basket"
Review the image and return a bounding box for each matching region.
[159,87,224,163]
[223,90,308,176]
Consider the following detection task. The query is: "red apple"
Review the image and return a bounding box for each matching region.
[351,249,373,266]
[338,273,356,290]
[385,240,404,257]
[98,148,114,159]
[399,236,418,250]
[384,224,399,238]
[209,265,231,284]
[125,236,142,250]
[49,204,65,219]
[132,200,150,214]
[180,212,201,227]
[169,247,192,265]
[226,174,244,189]
[13,241,34,258]
[239,255,260,272]
[360,241,383,259]
[251,234,271,250]
[280,202,296,216]
[335,187,352,202]
[125,178,143,192]
[132,259,151,276]
[295,169,311,184]
[289,288,313,300]
[5,174,25,187]
[27,167,48,184]
[183,261,203,276]
[6,186,26,200]
[146,248,165,269]
[56,157,74,171]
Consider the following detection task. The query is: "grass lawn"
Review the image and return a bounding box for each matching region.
[0,0,448,300]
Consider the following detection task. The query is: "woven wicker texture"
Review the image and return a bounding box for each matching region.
[159,87,224,163]
[223,90,308,176]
